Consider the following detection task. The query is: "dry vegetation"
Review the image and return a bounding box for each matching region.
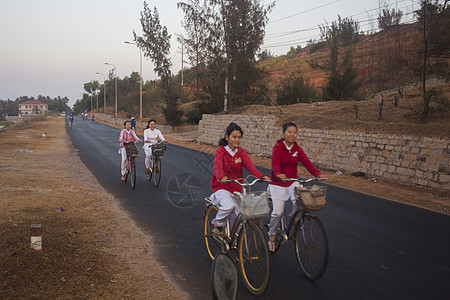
[0,117,187,299]
[226,83,449,138]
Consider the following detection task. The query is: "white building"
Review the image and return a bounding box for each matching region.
[19,100,48,116]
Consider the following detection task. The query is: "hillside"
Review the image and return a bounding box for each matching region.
[222,82,449,138]
[259,23,421,98]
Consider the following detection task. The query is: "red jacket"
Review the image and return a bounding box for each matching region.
[271,139,321,187]
[211,146,264,193]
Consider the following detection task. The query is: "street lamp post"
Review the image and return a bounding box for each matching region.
[124,41,143,120]
[105,62,117,116]
[96,72,107,114]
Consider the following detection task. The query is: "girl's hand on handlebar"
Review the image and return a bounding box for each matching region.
[262,175,271,181]
[277,174,287,180]
[119,139,123,143]
[220,176,229,182]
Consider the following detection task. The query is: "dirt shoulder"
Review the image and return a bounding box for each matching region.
[0,117,188,299]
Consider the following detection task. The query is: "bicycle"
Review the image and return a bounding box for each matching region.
[145,141,166,187]
[123,141,139,189]
[267,177,329,280]
[204,177,271,296]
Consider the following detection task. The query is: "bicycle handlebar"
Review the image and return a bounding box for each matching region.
[219,178,267,186]
[281,177,327,183]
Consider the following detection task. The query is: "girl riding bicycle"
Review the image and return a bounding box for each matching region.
[119,120,141,181]
[210,122,270,235]
[268,122,325,251]
[143,119,167,174]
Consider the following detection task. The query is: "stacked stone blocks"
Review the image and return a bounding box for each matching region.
[198,114,449,191]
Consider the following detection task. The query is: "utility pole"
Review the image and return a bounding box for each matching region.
[181,43,184,86]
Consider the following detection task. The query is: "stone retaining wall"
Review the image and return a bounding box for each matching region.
[198,114,449,190]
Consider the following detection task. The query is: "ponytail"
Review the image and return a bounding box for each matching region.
[219,138,228,146]
[218,122,243,146]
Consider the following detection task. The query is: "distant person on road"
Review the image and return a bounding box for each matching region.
[69,115,74,127]
[267,122,324,252]
[119,120,142,181]
[209,122,270,235]
[130,117,136,131]
[91,114,95,121]
[143,119,167,174]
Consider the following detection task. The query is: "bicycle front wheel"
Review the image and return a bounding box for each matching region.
[238,221,271,296]
[153,157,161,187]
[130,158,136,189]
[294,214,329,280]
[204,205,222,260]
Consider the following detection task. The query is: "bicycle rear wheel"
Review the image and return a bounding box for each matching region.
[204,205,222,260]
[130,158,136,189]
[153,157,162,187]
[238,221,271,296]
[294,214,329,280]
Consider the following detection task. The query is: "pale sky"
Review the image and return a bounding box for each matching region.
[0,0,418,107]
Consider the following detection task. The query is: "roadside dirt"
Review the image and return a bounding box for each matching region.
[1,116,448,299]
[0,117,188,299]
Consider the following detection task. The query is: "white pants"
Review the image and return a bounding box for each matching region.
[144,143,153,169]
[211,190,239,228]
[268,183,300,236]
[120,148,127,176]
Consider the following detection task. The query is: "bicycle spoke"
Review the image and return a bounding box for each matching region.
[295,215,329,280]
[239,223,270,296]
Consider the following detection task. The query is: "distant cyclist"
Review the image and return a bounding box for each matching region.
[69,114,74,128]
[91,114,95,121]
[131,117,136,131]
[143,119,167,174]
[119,120,142,181]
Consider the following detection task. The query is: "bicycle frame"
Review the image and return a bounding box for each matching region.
[204,198,246,253]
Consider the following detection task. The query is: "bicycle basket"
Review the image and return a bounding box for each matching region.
[234,191,270,220]
[294,185,327,211]
[123,142,139,157]
[152,144,166,156]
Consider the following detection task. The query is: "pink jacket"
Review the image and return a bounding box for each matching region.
[119,129,141,147]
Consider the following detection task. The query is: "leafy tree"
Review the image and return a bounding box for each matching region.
[275,73,318,105]
[134,1,183,126]
[378,7,403,30]
[257,49,273,60]
[134,2,172,81]
[320,15,359,46]
[322,38,361,100]
[286,45,302,58]
[177,0,209,102]
[178,0,274,110]
[414,0,449,120]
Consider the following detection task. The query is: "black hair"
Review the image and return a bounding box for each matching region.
[146,119,156,129]
[282,122,297,133]
[218,122,243,146]
[124,120,131,126]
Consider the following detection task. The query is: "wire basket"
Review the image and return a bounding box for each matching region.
[294,185,327,211]
[123,142,139,157]
[234,191,270,220]
[151,144,166,156]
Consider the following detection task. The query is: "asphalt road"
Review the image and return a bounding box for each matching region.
[68,117,450,300]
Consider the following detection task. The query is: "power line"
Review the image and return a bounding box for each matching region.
[269,0,343,24]
[263,1,418,50]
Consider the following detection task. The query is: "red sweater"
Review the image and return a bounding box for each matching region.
[270,139,322,187]
[211,146,264,193]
